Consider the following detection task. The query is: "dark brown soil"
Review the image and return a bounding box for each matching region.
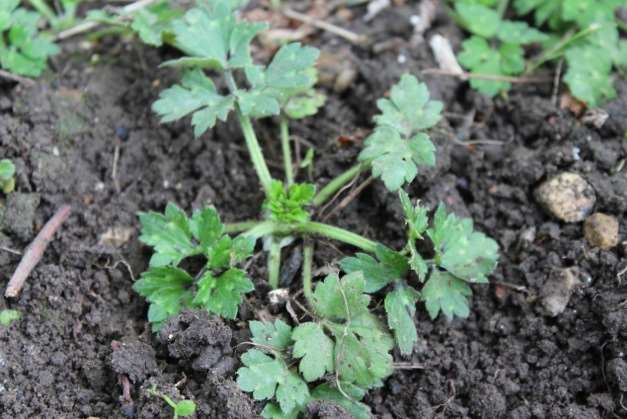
[1,2,627,418]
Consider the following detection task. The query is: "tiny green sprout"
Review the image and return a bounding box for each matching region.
[0,309,21,326]
[264,181,316,224]
[147,385,196,419]
[0,159,16,194]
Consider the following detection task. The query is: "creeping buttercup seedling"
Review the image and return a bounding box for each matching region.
[0,159,16,194]
[147,385,196,419]
[134,1,500,416]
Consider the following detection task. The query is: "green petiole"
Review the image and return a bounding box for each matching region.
[312,161,369,207]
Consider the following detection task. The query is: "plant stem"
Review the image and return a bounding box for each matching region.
[295,222,378,253]
[29,0,57,23]
[302,241,315,307]
[526,24,600,74]
[236,108,274,195]
[268,239,281,289]
[225,221,378,253]
[312,162,368,207]
[280,115,294,187]
[497,0,509,19]
[227,220,379,253]
[224,220,263,234]
[223,70,274,195]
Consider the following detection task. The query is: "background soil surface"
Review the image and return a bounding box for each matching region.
[1,1,627,418]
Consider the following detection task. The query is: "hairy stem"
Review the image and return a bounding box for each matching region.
[312,162,369,207]
[280,115,294,186]
[295,222,378,253]
[236,108,274,195]
[224,70,273,195]
[226,220,379,253]
[268,239,282,289]
[224,220,263,234]
[302,241,315,307]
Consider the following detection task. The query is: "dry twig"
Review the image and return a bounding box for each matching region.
[421,68,552,84]
[4,205,72,298]
[283,8,368,45]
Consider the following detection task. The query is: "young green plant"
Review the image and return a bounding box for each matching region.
[0,159,16,194]
[136,1,500,416]
[515,0,627,106]
[147,385,196,419]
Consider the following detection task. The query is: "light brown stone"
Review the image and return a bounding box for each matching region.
[534,172,596,222]
[584,213,619,249]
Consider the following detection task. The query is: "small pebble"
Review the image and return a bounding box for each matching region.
[584,213,619,249]
[534,172,596,222]
[540,267,581,317]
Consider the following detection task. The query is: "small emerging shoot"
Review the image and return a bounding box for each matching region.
[0,159,16,194]
[147,385,196,419]
[0,309,21,326]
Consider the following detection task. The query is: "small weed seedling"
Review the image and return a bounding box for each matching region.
[453,0,627,106]
[0,309,21,326]
[0,159,16,194]
[147,386,196,419]
[134,1,500,417]
[453,0,548,96]
[514,0,627,106]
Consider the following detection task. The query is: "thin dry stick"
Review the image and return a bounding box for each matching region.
[421,68,552,84]
[55,0,160,40]
[323,176,374,221]
[4,205,72,298]
[393,362,425,370]
[283,8,368,45]
[0,69,36,86]
[0,246,22,256]
[316,170,361,219]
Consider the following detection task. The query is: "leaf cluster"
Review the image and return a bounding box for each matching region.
[514,0,626,106]
[151,0,324,137]
[133,203,255,330]
[264,181,315,224]
[455,1,548,96]
[358,74,442,192]
[237,272,391,418]
[340,192,498,355]
[0,0,60,77]
[0,158,16,194]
